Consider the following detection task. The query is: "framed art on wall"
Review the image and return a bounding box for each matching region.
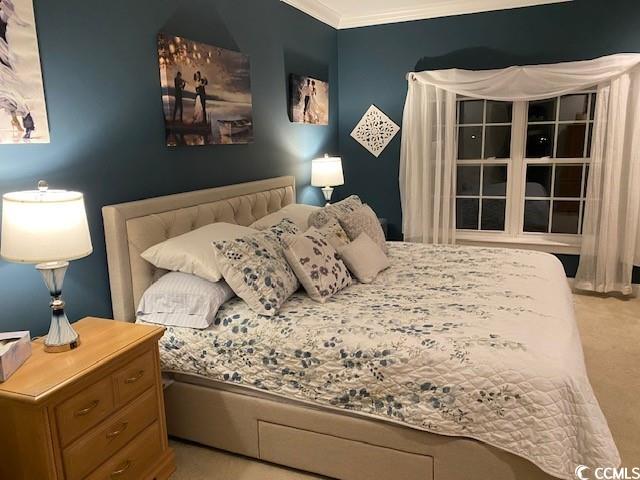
[158,34,253,146]
[289,74,328,125]
[0,0,50,144]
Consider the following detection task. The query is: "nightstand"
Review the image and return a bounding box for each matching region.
[0,317,175,480]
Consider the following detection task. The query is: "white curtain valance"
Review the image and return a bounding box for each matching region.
[408,53,640,101]
[400,53,640,294]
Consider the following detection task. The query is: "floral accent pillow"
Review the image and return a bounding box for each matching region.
[267,218,301,243]
[317,218,351,249]
[213,231,299,317]
[283,228,352,303]
[308,195,363,228]
[339,204,388,253]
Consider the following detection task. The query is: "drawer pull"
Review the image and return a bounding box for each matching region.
[74,400,99,417]
[106,422,128,439]
[110,460,131,478]
[124,370,145,384]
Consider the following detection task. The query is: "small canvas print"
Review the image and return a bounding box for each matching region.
[289,74,328,125]
[0,0,50,144]
[158,34,253,146]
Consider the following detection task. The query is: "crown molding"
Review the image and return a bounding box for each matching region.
[280,0,341,28]
[282,0,572,30]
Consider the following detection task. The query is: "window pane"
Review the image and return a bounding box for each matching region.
[458,126,482,159]
[481,199,506,231]
[526,124,555,158]
[590,93,596,120]
[456,198,479,229]
[524,200,550,232]
[526,165,552,197]
[484,126,511,159]
[459,100,483,124]
[482,165,507,196]
[457,165,481,195]
[554,165,583,198]
[581,200,586,233]
[551,201,580,234]
[528,99,557,122]
[486,101,512,123]
[557,123,586,158]
[584,165,590,196]
[559,94,589,121]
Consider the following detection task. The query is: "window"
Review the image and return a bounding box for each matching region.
[455,91,596,251]
[456,99,512,232]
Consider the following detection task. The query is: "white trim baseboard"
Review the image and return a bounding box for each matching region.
[281,0,572,30]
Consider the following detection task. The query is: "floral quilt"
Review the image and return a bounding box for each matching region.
[143,242,620,479]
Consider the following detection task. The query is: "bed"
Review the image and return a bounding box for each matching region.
[102,176,619,480]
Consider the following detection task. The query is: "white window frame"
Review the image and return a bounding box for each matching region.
[455,91,595,254]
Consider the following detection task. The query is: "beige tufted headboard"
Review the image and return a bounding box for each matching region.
[102,176,296,322]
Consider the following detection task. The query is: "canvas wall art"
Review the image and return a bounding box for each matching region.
[289,74,328,125]
[158,34,253,146]
[0,0,50,144]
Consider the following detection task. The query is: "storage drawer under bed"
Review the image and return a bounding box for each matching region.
[258,421,434,480]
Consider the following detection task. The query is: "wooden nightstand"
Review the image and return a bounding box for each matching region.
[0,317,175,480]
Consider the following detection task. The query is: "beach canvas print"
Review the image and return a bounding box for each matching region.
[0,0,50,143]
[158,34,253,146]
[289,74,328,125]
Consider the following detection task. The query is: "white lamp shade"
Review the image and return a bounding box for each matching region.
[311,155,344,187]
[1,189,93,264]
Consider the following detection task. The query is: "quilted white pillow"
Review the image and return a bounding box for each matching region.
[137,272,235,329]
[250,204,320,231]
[141,223,257,283]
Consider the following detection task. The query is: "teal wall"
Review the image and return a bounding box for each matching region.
[0,0,338,335]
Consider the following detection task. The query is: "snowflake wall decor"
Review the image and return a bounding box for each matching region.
[350,105,400,157]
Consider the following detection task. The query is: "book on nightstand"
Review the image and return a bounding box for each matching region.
[0,331,31,382]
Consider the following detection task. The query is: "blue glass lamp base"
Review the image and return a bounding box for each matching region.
[36,261,81,353]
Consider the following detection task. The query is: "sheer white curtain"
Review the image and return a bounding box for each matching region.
[400,53,640,293]
[399,79,457,243]
[575,71,640,294]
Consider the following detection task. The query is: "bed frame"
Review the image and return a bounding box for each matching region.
[102,176,555,480]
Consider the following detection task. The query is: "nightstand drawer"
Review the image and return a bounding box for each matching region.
[113,350,155,405]
[56,375,115,446]
[85,421,163,480]
[63,387,158,480]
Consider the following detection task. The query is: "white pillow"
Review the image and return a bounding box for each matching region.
[337,233,390,284]
[250,204,320,231]
[137,272,234,329]
[141,223,257,283]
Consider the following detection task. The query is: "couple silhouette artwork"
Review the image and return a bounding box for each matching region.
[301,78,321,124]
[172,70,209,124]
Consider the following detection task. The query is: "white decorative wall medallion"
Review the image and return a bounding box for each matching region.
[350,105,400,157]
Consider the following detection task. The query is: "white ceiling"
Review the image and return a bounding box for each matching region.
[281,0,572,29]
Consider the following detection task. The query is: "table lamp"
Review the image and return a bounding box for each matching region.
[1,181,93,352]
[311,154,344,204]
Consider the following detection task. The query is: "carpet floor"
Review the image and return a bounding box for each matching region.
[169,291,640,480]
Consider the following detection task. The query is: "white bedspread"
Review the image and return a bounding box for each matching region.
[145,243,620,479]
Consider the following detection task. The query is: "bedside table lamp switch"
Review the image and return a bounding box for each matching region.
[1,181,93,353]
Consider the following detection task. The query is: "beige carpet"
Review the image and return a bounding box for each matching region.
[170,292,640,480]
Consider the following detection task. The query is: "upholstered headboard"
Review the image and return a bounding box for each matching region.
[102,176,296,321]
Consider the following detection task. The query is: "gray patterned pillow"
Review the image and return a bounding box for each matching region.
[308,195,363,228]
[213,231,299,316]
[339,204,388,253]
[283,228,352,303]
